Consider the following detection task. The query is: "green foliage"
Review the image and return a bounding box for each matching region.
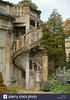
[41,80,51,91]
[48,75,55,80]
[55,67,70,83]
[41,79,70,93]
[51,80,70,93]
[42,9,65,56]
[19,0,38,10]
[41,9,65,72]
[52,83,70,93]
[6,84,19,94]
[65,61,70,69]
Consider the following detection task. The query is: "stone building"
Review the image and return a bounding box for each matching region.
[0,0,48,90]
[65,37,70,62]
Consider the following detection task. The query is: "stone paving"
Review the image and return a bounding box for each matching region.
[19,89,52,94]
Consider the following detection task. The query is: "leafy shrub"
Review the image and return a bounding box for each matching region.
[41,80,51,91]
[55,67,70,83]
[51,83,70,93]
[41,79,70,93]
[50,80,60,90]
[48,75,55,80]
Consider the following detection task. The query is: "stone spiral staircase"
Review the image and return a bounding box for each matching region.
[12,27,42,69]
[12,27,43,89]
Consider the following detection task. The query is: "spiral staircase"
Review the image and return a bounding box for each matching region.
[12,27,43,89]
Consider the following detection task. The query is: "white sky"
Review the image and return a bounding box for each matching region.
[3,0,70,22]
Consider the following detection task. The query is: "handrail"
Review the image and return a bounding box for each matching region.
[12,27,42,52]
[13,27,41,42]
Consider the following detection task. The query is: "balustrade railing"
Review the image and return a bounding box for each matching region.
[12,5,29,16]
[13,28,42,52]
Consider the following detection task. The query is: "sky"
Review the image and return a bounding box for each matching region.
[3,0,70,22]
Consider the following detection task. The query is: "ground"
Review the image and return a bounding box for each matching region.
[19,89,52,94]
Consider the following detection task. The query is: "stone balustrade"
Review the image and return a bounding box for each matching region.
[13,28,42,52]
[12,5,30,16]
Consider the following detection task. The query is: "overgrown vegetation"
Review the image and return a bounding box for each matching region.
[41,67,70,93]
[41,78,70,93]
[19,0,38,10]
[55,66,70,83]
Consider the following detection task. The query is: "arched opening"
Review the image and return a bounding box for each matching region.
[22,70,26,79]
[29,60,32,70]
[15,26,26,38]
[34,62,37,72]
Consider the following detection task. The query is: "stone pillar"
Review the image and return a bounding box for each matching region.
[26,52,30,89]
[66,53,69,62]
[20,6,22,16]
[35,20,37,28]
[5,30,11,86]
[42,54,48,82]
[29,33,31,45]
[32,61,34,71]
[36,70,40,90]
[29,71,35,89]
[21,36,24,47]
[26,15,30,33]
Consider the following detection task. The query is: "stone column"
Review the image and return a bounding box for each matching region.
[36,70,40,90]
[42,54,48,82]
[20,6,22,16]
[26,52,30,89]
[35,20,37,28]
[21,36,24,47]
[26,15,30,33]
[66,53,69,62]
[5,30,11,86]
[16,7,18,15]
[32,61,34,71]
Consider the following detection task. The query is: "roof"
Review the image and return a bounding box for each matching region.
[0,0,13,6]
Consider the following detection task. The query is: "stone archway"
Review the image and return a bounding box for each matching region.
[21,70,26,89]
[29,59,42,90]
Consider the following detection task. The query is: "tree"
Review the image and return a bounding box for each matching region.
[19,0,38,10]
[62,18,70,36]
[42,9,65,74]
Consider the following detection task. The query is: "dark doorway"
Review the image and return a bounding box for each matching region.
[29,60,32,70]
[34,62,37,72]
[15,26,26,38]
[22,70,26,79]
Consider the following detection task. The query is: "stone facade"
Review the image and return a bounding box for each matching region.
[65,37,70,62]
[0,0,48,90]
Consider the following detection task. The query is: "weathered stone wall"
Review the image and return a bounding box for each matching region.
[29,48,48,89]
[0,15,14,86]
